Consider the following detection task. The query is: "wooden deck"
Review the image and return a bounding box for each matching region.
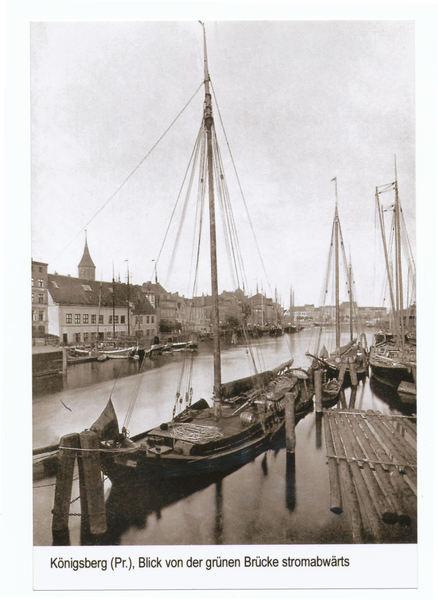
[323,407,417,543]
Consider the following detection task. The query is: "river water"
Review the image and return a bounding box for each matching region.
[33,327,416,546]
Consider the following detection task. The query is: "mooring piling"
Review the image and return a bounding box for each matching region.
[51,432,79,545]
[285,391,296,455]
[79,430,107,536]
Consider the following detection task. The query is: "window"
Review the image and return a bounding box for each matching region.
[75,333,81,343]
[83,314,89,324]
[32,292,34,302]
[91,314,97,324]
[99,315,104,324]
[151,316,154,324]
[81,284,92,292]
[31,277,34,287]
[91,332,96,340]
[140,316,143,324]
[121,315,125,324]
[39,311,44,321]
[146,315,150,324]
[32,310,37,321]
[39,266,42,273]
[38,294,44,304]
[75,314,80,324]
[108,315,112,324]
[114,315,119,324]
[38,279,44,288]
[83,332,89,342]
[66,314,72,324]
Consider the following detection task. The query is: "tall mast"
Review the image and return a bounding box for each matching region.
[332,177,340,349]
[200,22,221,412]
[394,157,405,348]
[375,186,397,326]
[112,262,116,339]
[126,261,131,337]
[348,256,353,341]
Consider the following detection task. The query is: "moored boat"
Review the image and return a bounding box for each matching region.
[83,24,314,486]
[369,166,416,397]
[308,178,368,393]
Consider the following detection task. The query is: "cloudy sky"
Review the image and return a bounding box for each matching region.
[30,19,416,309]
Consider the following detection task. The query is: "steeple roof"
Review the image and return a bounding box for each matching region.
[78,235,96,268]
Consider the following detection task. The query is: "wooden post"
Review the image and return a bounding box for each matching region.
[322,412,342,514]
[285,391,296,510]
[349,358,358,387]
[79,430,107,536]
[338,361,347,385]
[62,346,68,376]
[285,392,296,455]
[314,369,323,413]
[348,386,357,409]
[52,433,79,544]
[339,389,347,410]
[315,412,323,449]
[76,447,91,544]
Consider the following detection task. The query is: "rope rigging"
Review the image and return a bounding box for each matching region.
[161,76,277,415]
[53,83,204,266]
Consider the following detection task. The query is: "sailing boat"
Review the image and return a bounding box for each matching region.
[88,25,314,485]
[307,178,368,403]
[369,166,416,396]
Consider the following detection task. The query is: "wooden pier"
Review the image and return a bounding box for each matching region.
[323,407,417,543]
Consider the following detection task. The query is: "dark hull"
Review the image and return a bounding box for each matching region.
[102,426,273,485]
[100,397,313,486]
[369,343,416,391]
[369,362,415,389]
[95,371,314,486]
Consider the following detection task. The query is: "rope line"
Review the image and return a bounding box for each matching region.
[53,83,204,264]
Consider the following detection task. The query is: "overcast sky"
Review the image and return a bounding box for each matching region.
[31,20,416,309]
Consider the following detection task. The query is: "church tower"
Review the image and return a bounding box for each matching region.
[78,231,96,280]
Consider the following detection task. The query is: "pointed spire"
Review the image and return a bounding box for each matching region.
[78,230,96,280]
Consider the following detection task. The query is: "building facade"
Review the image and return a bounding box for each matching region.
[32,260,49,338]
[48,274,157,345]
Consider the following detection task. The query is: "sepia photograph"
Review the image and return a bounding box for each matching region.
[2,5,435,595]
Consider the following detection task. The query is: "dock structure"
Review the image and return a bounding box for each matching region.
[323,407,417,543]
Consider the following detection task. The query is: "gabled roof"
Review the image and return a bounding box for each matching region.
[141,281,168,296]
[48,274,155,314]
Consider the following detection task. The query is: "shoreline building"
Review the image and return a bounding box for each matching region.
[46,237,157,344]
[32,260,49,338]
[47,275,157,344]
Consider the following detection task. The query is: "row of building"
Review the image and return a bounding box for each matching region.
[32,239,388,346]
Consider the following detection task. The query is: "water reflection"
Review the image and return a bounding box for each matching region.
[370,376,417,416]
[34,328,417,547]
[100,468,237,546]
[285,453,296,511]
